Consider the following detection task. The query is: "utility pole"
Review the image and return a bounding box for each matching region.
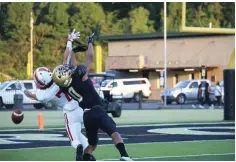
[30,12,34,78]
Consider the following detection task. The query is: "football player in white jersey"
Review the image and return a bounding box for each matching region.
[15,30,88,161]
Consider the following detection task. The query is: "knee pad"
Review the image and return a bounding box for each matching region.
[83,153,96,161]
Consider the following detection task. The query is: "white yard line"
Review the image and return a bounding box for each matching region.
[102,153,235,161]
[0,121,234,131]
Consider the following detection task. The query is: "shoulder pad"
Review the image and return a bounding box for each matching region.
[76,65,87,77]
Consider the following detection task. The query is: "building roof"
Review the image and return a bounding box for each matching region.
[99,32,234,41]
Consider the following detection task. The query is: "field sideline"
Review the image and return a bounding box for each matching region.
[0,109,226,129]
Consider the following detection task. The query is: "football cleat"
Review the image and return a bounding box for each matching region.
[120,156,133,161]
[76,144,83,161]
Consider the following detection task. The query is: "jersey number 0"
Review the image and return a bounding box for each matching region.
[68,87,83,102]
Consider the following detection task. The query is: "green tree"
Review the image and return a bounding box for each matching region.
[160,2,182,32]
[0,3,33,79]
[0,2,235,80]
[129,7,155,34]
[4,3,33,41]
[69,3,105,43]
[33,2,70,70]
[100,11,131,35]
[220,2,235,28]
[0,2,9,38]
[191,3,222,28]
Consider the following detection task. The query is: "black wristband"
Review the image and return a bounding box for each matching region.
[88,37,93,44]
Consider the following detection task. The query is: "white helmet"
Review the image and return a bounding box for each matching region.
[33,67,52,89]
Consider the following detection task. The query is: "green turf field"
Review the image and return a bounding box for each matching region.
[0,109,226,129]
[0,140,234,161]
[0,109,234,161]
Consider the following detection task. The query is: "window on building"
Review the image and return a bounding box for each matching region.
[191,73,195,80]
[142,71,149,79]
[211,75,216,82]
[175,74,179,84]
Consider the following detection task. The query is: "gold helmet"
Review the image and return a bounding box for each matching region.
[52,64,75,87]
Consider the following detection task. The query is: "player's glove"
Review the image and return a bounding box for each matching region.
[87,32,95,44]
[68,29,80,42]
[15,81,26,92]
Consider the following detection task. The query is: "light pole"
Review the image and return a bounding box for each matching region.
[164,1,167,107]
[30,12,34,78]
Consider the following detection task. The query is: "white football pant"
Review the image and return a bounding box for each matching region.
[64,108,88,150]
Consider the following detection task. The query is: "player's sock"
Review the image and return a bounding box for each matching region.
[116,143,129,157]
[76,144,83,161]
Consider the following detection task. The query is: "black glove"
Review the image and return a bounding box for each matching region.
[72,44,88,53]
[88,33,95,44]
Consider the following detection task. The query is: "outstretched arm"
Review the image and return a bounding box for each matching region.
[15,82,37,100]
[82,33,95,81]
[24,90,37,100]
[63,29,80,66]
[63,46,77,66]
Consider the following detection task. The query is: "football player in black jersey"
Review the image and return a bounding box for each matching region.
[52,33,132,161]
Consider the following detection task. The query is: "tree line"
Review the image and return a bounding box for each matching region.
[0,2,234,81]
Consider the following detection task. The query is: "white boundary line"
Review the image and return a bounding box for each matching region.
[102,153,235,161]
[0,121,234,131]
[0,139,234,151]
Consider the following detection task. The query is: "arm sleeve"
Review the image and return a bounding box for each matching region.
[35,90,51,103]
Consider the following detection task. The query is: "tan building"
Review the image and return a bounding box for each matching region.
[100,32,235,100]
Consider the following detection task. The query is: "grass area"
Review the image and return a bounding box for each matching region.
[133,154,235,161]
[0,140,234,161]
[0,109,224,129]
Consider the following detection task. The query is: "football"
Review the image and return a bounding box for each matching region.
[11,109,24,124]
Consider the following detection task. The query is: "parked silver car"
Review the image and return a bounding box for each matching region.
[161,79,211,104]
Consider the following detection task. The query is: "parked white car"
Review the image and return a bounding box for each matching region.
[0,80,43,109]
[93,83,104,99]
[161,79,211,104]
[100,78,152,102]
